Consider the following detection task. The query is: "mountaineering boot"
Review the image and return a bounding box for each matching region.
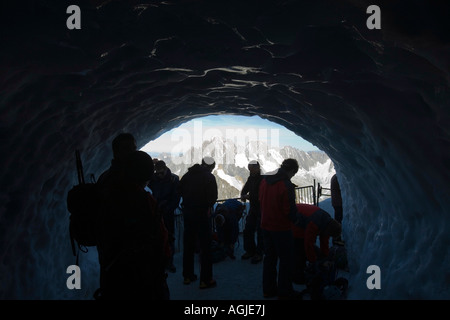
[183,274,198,285]
[251,253,263,264]
[241,251,254,260]
[199,279,217,289]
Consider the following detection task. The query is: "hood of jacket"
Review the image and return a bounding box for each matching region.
[264,167,290,185]
[188,163,205,173]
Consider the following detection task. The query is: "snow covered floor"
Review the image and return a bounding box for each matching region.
[166,233,302,300]
[166,199,347,300]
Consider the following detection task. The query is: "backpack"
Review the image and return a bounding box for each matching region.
[66,150,104,259]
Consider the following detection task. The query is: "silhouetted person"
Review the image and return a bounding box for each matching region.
[179,157,218,289]
[97,132,137,185]
[240,160,265,264]
[293,204,342,300]
[259,158,301,300]
[293,203,342,268]
[97,150,171,300]
[330,174,343,224]
[214,198,245,260]
[96,132,137,295]
[148,160,181,273]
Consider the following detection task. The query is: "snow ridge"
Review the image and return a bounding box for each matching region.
[156,138,336,199]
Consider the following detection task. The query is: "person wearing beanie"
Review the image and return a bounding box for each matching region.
[240,160,265,264]
[179,156,218,289]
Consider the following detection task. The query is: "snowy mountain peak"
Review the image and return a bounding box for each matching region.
[158,138,335,199]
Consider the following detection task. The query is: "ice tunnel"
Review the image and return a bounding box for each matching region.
[0,0,449,300]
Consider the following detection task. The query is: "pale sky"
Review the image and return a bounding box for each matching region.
[141,115,319,155]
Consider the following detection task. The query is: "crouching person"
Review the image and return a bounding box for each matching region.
[214,199,245,260]
[292,203,341,297]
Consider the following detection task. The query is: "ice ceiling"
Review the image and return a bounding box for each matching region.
[0,0,449,299]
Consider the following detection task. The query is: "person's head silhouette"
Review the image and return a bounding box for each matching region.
[112,133,137,161]
[123,151,154,186]
[248,160,260,176]
[281,158,299,178]
[202,156,216,172]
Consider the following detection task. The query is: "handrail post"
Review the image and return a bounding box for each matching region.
[313,179,316,206]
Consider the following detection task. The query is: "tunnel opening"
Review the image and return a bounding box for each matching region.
[139,114,334,198]
[58,110,349,301]
[96,113,345,300]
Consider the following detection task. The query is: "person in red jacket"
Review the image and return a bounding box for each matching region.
[259,158,301,300]
[292,203,341,282]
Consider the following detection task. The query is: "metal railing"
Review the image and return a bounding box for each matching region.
[173,180,333,252]
[295,185,316,206]
[294,180,333,206]
[173,197,249,253]
[317,182,332,204]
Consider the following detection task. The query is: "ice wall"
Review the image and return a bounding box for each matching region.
[0,0,449,299]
